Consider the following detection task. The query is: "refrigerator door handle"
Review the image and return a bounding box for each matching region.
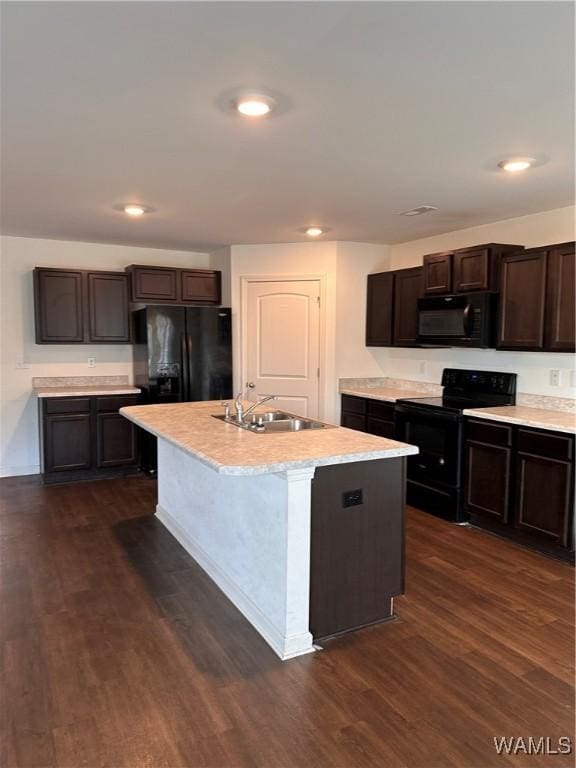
[180,333,190,401]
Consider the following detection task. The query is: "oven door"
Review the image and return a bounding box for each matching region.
[395,405,462,487]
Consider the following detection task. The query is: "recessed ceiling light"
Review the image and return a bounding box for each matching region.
[235,94,275,118]
[498,157,535,173]
[113,203,155,217]
[400,205,438,217]
[305,226,324,237]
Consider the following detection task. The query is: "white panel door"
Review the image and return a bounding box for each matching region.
[245,280,321,418]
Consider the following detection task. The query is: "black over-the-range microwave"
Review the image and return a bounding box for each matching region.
[417,292,497,348]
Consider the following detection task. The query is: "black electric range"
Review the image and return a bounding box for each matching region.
[395,369,517,522]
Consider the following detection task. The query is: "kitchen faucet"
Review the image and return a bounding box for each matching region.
[234,391,277,423]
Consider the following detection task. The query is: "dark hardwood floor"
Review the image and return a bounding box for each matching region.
[1,475,573,768]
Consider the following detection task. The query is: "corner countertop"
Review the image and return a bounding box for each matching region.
[463,406,576,435]
[120,401,419,476]
[35,385,141,398]
[339,386,434,403]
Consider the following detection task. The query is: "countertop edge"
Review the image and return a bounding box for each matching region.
[35,387,141,398]
[120,408,419,475]
[463,409,576,435]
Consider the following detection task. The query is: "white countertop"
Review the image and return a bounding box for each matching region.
[35,385,141,398]
[463,406,576,435]
[339,386,434,402]
[120,400,419,476]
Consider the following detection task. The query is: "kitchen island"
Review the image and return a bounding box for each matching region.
[120,401,418,660]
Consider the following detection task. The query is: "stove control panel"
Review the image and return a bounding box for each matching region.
[441,368,517,396]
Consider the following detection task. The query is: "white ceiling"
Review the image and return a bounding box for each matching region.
[1,1,574,251]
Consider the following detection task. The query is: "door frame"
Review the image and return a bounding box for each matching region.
[239,274,327,420]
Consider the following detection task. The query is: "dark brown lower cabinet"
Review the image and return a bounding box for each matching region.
[40,395,140,483]
[45,414,92,472]
[309,458,405,641]
[96,413,138,468]
[341,395,396,437]
[465,418,574,560]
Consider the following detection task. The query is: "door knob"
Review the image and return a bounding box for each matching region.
[246,382,255,389]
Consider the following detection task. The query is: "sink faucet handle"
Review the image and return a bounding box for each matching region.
[221,401,231,420]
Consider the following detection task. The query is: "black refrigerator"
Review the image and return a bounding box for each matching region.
[132,305,233,471]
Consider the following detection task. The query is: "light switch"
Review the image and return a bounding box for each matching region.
[88,358,96,367]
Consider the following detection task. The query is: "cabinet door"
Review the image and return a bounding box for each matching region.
[34,269,85,343]
[96,413,138,467]
[44,414,91,472]
[465,440,511,522]
[423,252,452,295]
[393,267,423,347]
[366,272,393,346]
[514,452,572,548]
[129,266,178,302]
[453,247,490,292]
[88,273,131,342]
[497,250,546,350]
[545,243,575,352]
[181,270,221,304]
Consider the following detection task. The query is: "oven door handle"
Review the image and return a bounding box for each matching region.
[463,303,473,337]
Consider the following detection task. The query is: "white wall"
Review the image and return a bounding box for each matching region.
[373,206,576,398]
[230,241,389,423]
[0,236,211,476]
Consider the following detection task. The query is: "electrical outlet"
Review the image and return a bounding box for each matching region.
[88,358,96,368]
[549,369,561,387]
[419,361,427,375]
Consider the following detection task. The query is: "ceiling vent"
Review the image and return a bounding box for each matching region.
[400,205,438,217]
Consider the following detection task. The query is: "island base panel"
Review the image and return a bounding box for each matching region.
[310,458,405,642]
[155,438,315,660]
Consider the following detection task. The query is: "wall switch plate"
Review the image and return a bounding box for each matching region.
[88,358,96,368]
[15,361,29,370]
[549,369,561,387]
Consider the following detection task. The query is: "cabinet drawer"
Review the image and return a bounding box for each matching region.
[517,428,573,462]
[95,395,140,413]
[366,399,395,421]
[466,418,512,447]
[44,397,91,415]
[341,395,367,415]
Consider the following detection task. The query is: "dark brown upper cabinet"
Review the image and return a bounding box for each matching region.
[392,267,423,347]
[423,252,452,295]
[497,249,547,351]
[128,266,178,302]
[498,242,575,353]
[127,265,221,305]
[545,242,575,353]
[34,269,85,343]
[453,243,520,293]
[34,268,130,344]
[181,269,222,304]
[422,243,522,297]
[87,272,131,343]
[366,272,394,346]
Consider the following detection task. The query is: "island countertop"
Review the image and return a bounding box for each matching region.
[121,400,418,476]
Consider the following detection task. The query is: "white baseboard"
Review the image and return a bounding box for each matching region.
[156,504,315,661]
[0,465,40,478]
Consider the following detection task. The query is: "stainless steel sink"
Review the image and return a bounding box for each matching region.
[212,413,333,433]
